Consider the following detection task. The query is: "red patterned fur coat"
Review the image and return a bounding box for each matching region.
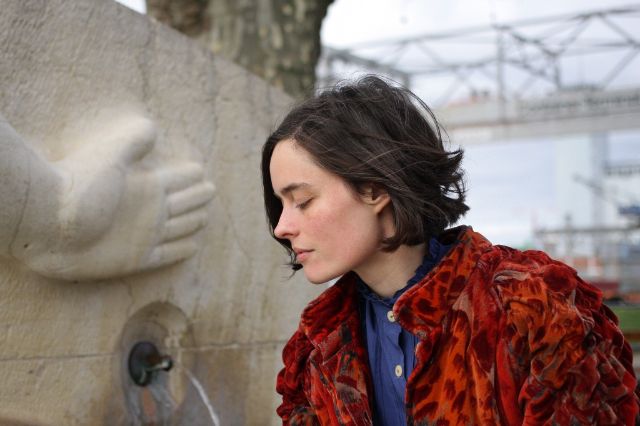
[276,227,639,425]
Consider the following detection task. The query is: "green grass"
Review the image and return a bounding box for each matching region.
[609,306,640,332]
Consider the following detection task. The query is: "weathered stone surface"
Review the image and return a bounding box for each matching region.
[0,0,321,423]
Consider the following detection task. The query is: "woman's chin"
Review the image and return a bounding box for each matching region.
[304,272,329,285]
[303,268,342,285]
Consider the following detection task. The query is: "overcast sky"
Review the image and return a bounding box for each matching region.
[322,0,636,46]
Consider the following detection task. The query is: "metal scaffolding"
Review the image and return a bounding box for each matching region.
[318,4,640,107]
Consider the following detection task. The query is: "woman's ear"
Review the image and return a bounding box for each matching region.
[361,184,391,214]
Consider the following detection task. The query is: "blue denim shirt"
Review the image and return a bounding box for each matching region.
[357,238,452,426]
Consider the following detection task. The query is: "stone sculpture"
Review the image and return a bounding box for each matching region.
[0,1,321,423]
[0,112,215,281]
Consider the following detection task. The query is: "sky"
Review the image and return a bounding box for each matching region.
[322,0,637,45]
[117,0,640,248]
[321,0,640,102]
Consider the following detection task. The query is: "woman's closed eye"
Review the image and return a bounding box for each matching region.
[295,198,313,210]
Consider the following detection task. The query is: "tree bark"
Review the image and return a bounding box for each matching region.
[147,0,333,98]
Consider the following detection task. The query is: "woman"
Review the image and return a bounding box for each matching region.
[261,76,639,425]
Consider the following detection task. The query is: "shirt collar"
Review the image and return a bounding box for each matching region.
[356,237,453,307]
[394,227,493,338]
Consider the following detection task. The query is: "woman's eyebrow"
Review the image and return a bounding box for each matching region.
[276,182,311,199]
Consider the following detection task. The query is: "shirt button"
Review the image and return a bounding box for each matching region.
[395,365,403,378]
[387,310,396,322]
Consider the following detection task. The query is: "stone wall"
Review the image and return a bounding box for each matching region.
[0,0,320,424]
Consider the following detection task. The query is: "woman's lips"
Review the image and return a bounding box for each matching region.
[295,249,313,262]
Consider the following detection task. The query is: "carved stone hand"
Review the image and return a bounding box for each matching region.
[2,114,215,281]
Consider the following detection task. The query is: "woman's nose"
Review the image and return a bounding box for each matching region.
[274,210,297,239]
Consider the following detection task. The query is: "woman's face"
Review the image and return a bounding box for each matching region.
[269,138,387,284]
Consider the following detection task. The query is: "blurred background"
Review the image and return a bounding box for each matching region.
[120,0,640,334]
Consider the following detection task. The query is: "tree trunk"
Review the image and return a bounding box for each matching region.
[147,0,333,98]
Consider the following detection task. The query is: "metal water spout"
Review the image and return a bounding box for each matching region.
[127,341,173,386]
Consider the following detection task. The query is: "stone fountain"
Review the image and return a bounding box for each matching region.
[0,0,321,424]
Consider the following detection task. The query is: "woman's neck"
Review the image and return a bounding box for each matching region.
[355,243,426,298]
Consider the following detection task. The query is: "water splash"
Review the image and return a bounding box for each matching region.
[174,361,220,426]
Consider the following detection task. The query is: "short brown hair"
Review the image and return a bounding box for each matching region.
[262,75,468,270]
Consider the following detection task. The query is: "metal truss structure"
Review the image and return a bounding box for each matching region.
[318,4,640,107]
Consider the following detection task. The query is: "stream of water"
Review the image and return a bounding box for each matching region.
[173,361,221,426]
